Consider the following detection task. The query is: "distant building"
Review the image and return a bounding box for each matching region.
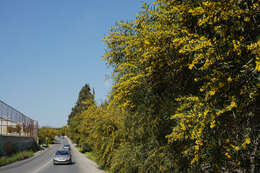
[0,117,28,136]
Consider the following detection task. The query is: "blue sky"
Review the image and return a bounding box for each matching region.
[0,0,150,127]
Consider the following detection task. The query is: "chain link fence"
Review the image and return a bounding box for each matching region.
[0,99,38,139]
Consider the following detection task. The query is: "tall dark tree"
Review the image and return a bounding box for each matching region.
[67,84,94,125]
[67,84,95,144]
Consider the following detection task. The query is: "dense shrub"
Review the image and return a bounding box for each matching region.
[68,0,260,172]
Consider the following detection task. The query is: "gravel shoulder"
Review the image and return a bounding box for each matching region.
[66,136,105,173]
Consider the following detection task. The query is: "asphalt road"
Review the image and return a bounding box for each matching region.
[0,137,104,173]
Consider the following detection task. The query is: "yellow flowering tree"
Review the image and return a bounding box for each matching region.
[103,0,260,172]
[103,2,200,171]
[67,0,259,172]
[153,0,260,171]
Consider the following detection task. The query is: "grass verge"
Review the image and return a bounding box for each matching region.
[85,152,98,163]
[75,146,84,153]
[0,150,34,167]
[75,146,97,162]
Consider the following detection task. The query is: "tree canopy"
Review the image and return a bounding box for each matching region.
[68,0,259,172]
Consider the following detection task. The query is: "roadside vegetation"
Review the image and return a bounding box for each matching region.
[0,150,34,167]
[38,127,60,145]
[76,146,98,164]
[0,127,60,167]
[75,145,109,172]
[67,0,259,172]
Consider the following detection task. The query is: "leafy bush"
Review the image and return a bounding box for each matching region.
[0,150,34,167]
[68,0,260,172]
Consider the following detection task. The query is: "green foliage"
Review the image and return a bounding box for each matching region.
[60,125,68,136]
[38,127,59,144]
[67,84,95,144]
[0,150,34,167]
[68,84,94,124]
[68,0,260,172]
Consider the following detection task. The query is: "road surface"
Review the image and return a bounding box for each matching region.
[0,137,104,173]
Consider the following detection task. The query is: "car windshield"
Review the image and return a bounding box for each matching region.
[55,150,69,155]
[64,145,70,147]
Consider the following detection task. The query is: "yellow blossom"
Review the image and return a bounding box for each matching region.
[245,137,251,144]
[210,120,216,128]
[218,82,224,88]
[234,146,240,151]
[243,64,249,69]
[225,153,231,159]
[247,42,257,50]
[189,63,194,70]
[227,77,232,83]
[253,3,259,8]
[208,90,216,96]
[244,17,250,22]
[256,61,260,72]
[242,143,246,149]
[144,40,150,45]
[180,121,186,130]
[230,101,237,108]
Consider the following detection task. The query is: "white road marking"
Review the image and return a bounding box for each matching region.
[32,145,65,173]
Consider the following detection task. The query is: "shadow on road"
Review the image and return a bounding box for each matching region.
[70,161,76,165]
[53,162,76,166]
